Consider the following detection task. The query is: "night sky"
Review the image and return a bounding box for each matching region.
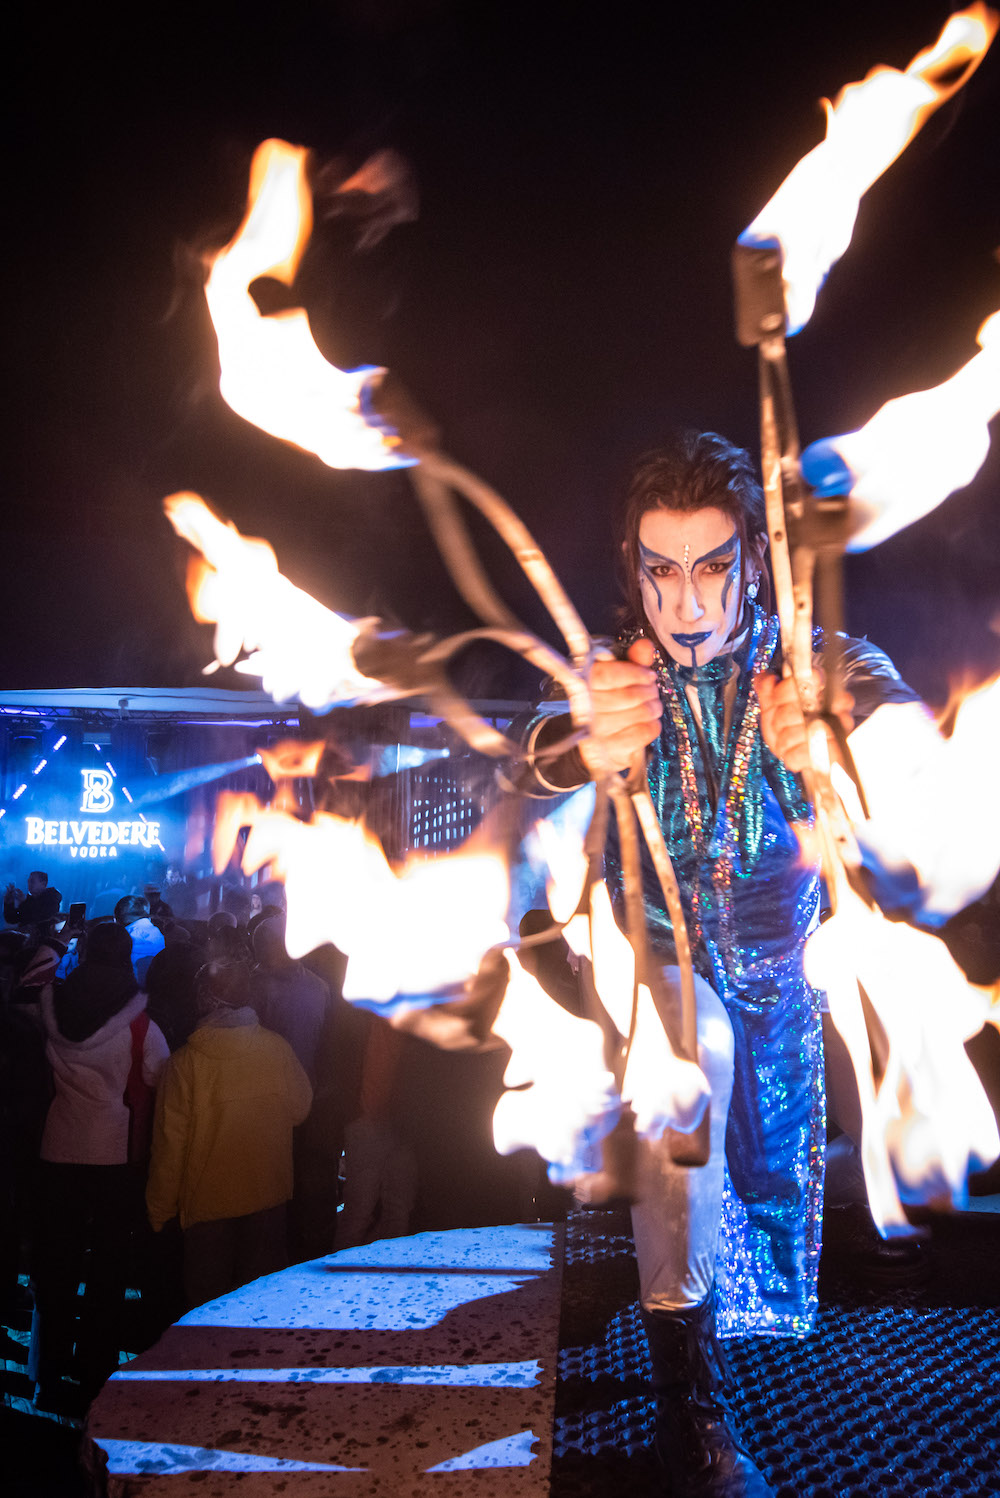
[8,0,1000,708]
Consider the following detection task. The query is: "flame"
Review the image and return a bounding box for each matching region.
[214,791,510,1001]
[164,491,388,709]
[489,814,711,1185]
[205,138,414,471]
[805,883,998,1227]
[256,740,326,782]
[534,818,710,1142]
[815,681,1000,1224]
[740,6,997,333]
[801,309,1000,550]
[213,762,639,1187]
[490,950,621,1184]
[838,679,1000,922]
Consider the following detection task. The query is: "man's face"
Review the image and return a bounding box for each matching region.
[27,873,45,897]
[637,506,744,668]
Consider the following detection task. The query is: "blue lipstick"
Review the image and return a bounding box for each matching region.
[671,632,711,647]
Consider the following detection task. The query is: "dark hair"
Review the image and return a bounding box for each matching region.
[252,913,288,968]
[616,431,771,634]
[221,886,252,926]
[84,920,134,969]
[28,871,48,885]
[208,910,238,936]
[115,894,150,925]
[196,957,250,1011]
[255,879,286,912]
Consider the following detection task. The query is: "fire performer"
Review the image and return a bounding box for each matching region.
[521,429,919,1497]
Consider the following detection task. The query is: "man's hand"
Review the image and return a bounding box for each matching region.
[756,672,854,775]
[581,637,663,778]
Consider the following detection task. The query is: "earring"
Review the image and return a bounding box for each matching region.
[746,577,760,600]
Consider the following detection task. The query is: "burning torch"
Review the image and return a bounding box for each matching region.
[732,3,1000,1229]
[168,136,714,1189]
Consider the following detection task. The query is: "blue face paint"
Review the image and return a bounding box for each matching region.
[638,539,666,612]
[672,630,713,669]
[720,544,741,615]
[692,531,738,568]
[638,514,746,667]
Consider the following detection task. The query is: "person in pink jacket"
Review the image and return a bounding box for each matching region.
[31,919,169,1411]
[146,958,312,1310]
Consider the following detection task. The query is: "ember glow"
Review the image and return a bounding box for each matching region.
[801,309,1000,550]
[164,492,388,710]
[805,883,999,1228]
[205,137,413,471]
[740,5,997,333]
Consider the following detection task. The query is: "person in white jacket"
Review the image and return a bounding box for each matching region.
[30,920,169,1411]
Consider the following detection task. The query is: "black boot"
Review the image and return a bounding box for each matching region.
[641,1296,773,1497]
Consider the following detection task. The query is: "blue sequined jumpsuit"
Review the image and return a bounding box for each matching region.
[533,602,917,1338]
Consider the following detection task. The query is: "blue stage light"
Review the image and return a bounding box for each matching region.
[130,753,264,809]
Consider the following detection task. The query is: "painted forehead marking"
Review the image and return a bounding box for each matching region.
[638,531,738,569]
[638,538,680,568]
[693,530,739,566]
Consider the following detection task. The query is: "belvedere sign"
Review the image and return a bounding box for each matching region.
[22,770,162,859]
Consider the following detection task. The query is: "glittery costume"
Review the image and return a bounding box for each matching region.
[524,602,918,1339]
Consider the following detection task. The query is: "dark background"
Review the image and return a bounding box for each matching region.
[6,0,1000,707]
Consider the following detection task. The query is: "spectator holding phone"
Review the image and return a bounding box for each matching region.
[4,871,61,927]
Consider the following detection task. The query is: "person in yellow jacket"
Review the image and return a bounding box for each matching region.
[146,957,312,1309]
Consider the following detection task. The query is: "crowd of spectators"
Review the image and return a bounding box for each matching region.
[0,870,342,1419]
[0,864,576,1422]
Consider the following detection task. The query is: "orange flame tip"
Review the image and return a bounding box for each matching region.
[836,309,1000,551]
[213,790,510,1000]
[164,492,388,710]
[741,6,998,333]
[206,138,414,472]
[844,683,1000,922]
[257,741,326,782]
[805,886,999,1224]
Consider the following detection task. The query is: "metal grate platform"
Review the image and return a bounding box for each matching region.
[551,1206,1000,1498]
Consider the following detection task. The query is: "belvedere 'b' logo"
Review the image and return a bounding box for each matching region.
[81,769,115,815]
